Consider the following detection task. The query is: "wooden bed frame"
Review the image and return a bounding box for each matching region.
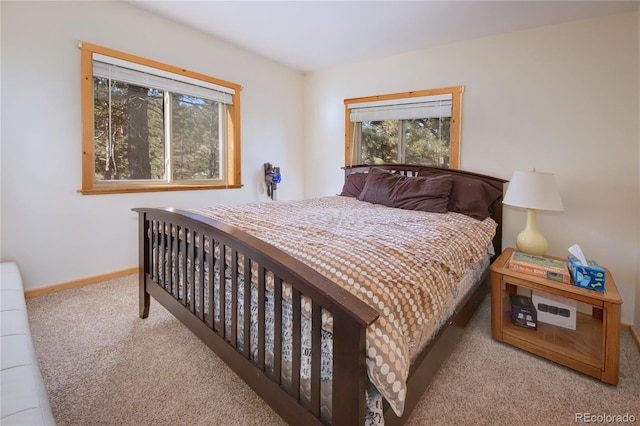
[134,164,506,425]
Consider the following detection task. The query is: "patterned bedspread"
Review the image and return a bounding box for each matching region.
[189,196,497,416]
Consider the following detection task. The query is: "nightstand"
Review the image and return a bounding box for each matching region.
[490,248,622,384]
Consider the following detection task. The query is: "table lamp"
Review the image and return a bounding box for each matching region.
[503,168,563,256]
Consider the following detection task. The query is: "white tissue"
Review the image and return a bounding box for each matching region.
[568,244,588,266]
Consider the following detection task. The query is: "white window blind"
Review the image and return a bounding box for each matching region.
[349,93,452,122]
[93,53,234,104]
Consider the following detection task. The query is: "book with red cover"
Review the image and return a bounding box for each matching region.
[508,251,570,284]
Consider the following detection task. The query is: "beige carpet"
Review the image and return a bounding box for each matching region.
[26,274,639,425]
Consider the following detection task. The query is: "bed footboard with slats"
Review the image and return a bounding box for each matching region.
[134,207,379,426]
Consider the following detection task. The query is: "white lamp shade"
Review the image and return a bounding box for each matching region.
[503,171,564,211]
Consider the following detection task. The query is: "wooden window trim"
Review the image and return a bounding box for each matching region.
[344,86,463,169]
[78,41,242,195]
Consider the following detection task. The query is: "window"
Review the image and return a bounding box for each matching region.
[79,41,242,194]
[344,86,462,169]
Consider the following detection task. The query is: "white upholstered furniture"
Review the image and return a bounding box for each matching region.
[1,262,56,425]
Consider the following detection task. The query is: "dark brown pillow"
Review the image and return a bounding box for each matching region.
[418,170,502,220]
[358,167,452,213]
[340,172,367,198]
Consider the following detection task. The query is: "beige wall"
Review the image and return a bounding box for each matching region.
[0,1,305,290]
[303,12,640,324]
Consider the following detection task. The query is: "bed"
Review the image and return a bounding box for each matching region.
[134,164,506,425]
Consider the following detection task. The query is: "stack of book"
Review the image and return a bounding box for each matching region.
[508,251,570,284]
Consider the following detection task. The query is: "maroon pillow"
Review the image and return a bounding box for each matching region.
[418,170,502,220]
[340,173,367,198]
[358,167,452,213]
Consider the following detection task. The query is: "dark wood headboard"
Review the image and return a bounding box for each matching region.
[342,164,507,258]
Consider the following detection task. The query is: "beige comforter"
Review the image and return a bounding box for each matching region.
[190,196,497,416]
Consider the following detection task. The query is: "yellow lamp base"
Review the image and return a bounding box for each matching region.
[515,209,548,256]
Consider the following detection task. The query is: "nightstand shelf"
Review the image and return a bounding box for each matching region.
[491,248,621,384]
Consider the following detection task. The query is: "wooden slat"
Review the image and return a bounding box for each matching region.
[188,229,196,311]
[165,222,171,289]
[164,223,169,292]
[178,226,183,298]
[151,220,156,282]
[230,249,239,347]
[257,266,266,369]
[218,244,226,337]
[172,225,177,299]
[171,225,178,297]
[273,276,283,383]
[146,219,153,284]
[156,220,163,286]
[310,302,321,417]
[166,224,172,294]
[243,257,252,358]
[206,237,215,328]
[197,233,205,321]
[291,288,301,400]
[163,222,170,289]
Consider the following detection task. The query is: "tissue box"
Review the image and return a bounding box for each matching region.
[532,291,577,330]
[567,255,606,292]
